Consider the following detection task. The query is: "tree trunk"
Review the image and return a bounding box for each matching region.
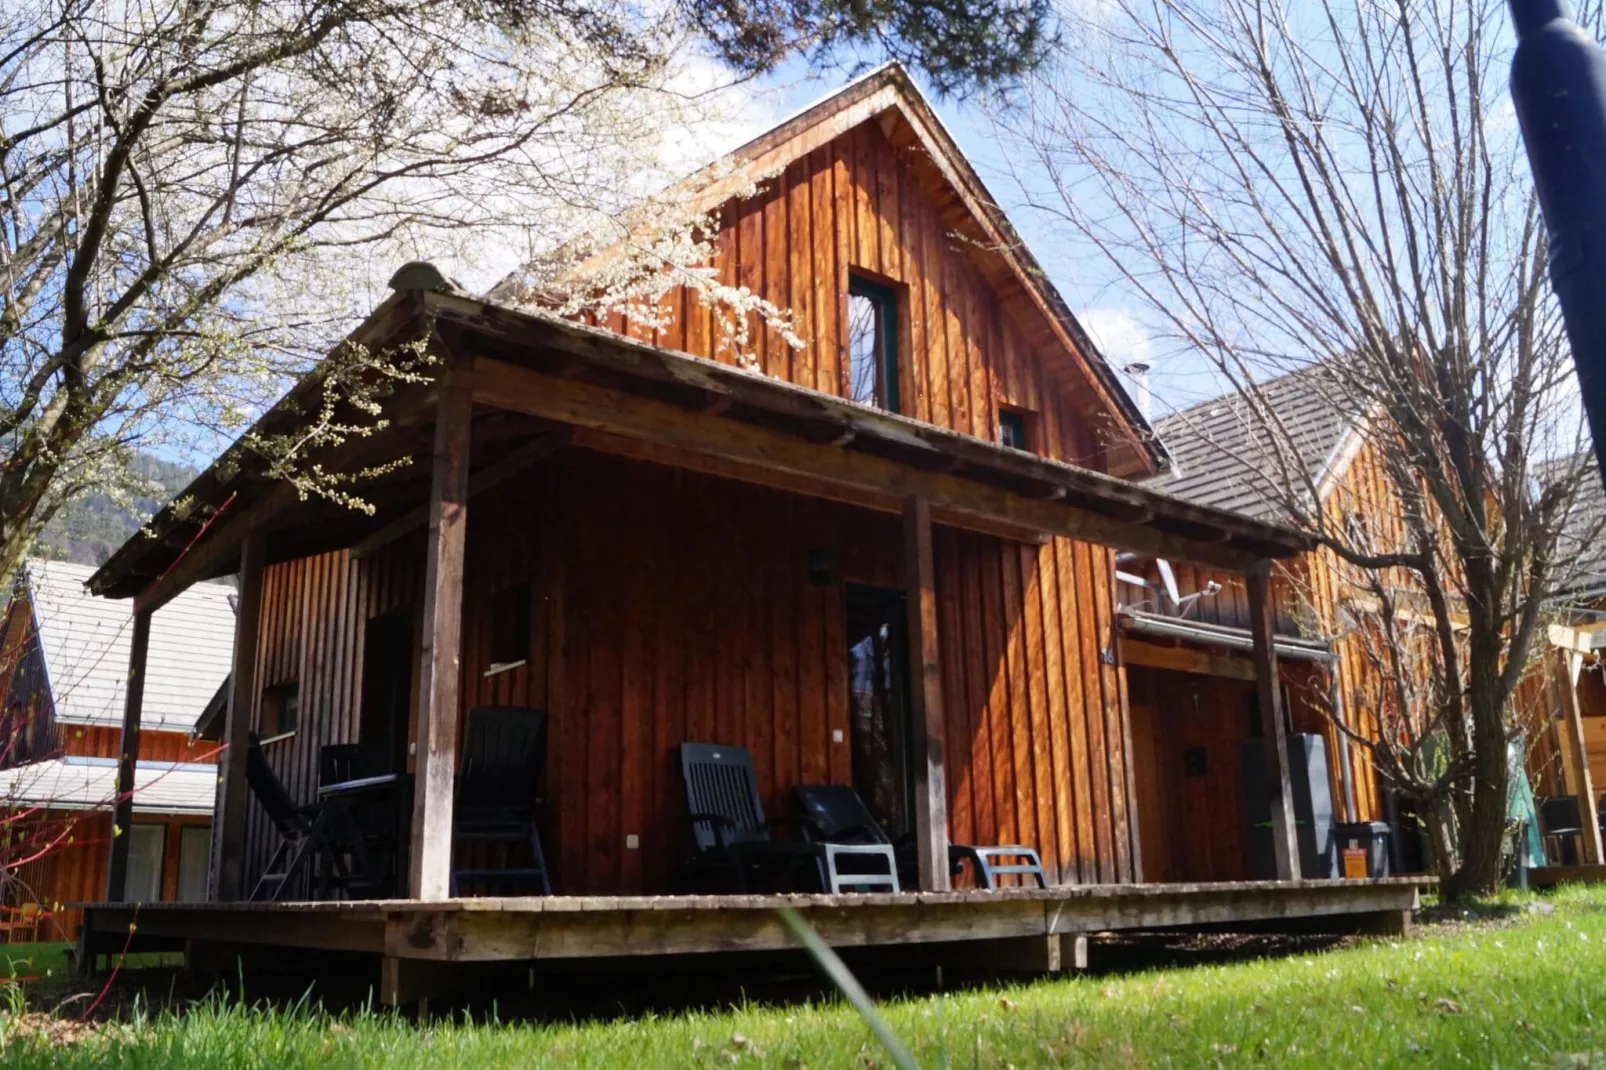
[1422,798,1460,887]
[1443,623,1511,901]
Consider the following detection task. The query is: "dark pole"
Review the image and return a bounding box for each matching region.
[1510,0,1606,482]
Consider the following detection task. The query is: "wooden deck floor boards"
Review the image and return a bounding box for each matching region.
[79,878,1428,964]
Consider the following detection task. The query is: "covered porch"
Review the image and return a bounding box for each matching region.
[72,282,1420,989]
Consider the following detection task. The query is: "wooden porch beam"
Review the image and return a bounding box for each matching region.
[351,427,569,560]
[409,377,473,901]
[1247,563,1300,881]
[903,495,950,892]
[1119,636,1257,681]
[129,385,437,614]
[1552,647,1603,864]
[571,428,1052,547]
[212,530,265,901]
[105,609,151,900]
[464,359,1261,572]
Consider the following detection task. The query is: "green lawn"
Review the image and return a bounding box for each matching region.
[2,887,1604,1067]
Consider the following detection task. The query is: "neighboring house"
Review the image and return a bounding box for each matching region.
[82,65,1316,923]
[0,559,232,938]
[1528,458,1606,863]
[1116,367,1403,882]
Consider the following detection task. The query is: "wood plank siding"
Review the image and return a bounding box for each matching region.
[241,449,1139,894]
[584,121,1107,473]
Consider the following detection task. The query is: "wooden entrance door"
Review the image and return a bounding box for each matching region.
[1127,666,1256,883]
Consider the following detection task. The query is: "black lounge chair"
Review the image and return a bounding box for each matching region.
[450,707,553,896]
[246,734,374,901]
[679,743,832,892]
[790,784,1049,891]
[785,785,901,893]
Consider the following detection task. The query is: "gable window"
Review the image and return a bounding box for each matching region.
[999,406,1033,452]
[846,276,899,413]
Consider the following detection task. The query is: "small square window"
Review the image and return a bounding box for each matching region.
[847,276,899,413]
[999,407,1033,452]
[261,681,299,739]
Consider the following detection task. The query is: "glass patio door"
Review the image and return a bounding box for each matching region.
[845,585,914,841]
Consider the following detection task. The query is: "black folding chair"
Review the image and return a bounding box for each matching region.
[246,734,374,901]
[679,743,824,892]
[791,784,1049,891]
[1541,795,1585,865]
[450,707,552,896]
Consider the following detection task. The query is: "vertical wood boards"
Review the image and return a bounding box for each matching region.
[105,608,151,901]
[409,381,472,902]
[648,121,1099,470]
[903,496,950,892]
[228,448,1142,895]
[1247,563,1300,881]
[213,530,264,902]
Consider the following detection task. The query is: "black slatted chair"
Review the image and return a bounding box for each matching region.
[450,707,552,896]
[787,785,900,893]
[791,784,1049,891]
[247,734,374,901]
[319,744,373,789]
[679,743,823,892]
[1541,795,1585,865]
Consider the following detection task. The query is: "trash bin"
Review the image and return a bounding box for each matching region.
[1333,822,1391,878]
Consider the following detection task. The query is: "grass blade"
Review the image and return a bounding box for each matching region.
[777,906,918,1070]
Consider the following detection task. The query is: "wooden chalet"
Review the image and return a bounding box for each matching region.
[0,560,228,938]
[1116,369,1395,883]
[1528,463,1606,878]
[71,68,1423,998]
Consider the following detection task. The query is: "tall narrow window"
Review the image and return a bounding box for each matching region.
[846,276,899,413]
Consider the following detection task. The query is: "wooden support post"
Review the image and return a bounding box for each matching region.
[1327,656,1359,824]
[1553,648,1603,864]
[904,495,950,892]
[1247,562,1300,881]
[409,378,473,901]
[212,530,265,902]
[105,609,151,900]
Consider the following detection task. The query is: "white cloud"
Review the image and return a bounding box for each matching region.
[1079,307,1153,370]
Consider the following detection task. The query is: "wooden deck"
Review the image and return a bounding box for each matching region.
[81,878,1426,998]
[1528,864,1606,888]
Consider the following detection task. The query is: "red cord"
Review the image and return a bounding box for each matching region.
[80,903,139,1020]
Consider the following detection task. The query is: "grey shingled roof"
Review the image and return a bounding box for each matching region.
[24,560,236,732]
[1546,452,1606,603]
[1152,366,1362,522]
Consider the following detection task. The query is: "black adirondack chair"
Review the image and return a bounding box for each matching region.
[679,743,825,892]
[790,784,1050,891]
[450,707,552,896]
[247,734,374,902]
